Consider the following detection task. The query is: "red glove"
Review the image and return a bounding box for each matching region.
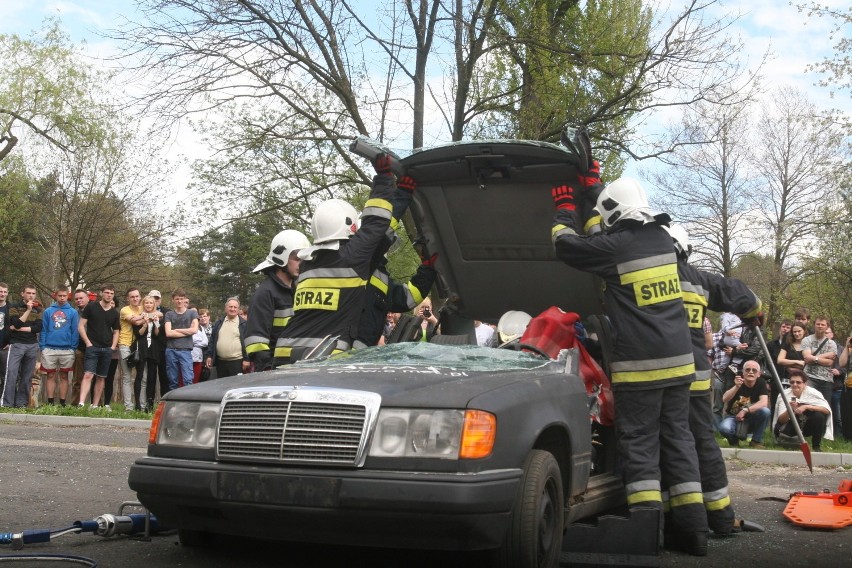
[420,252,438,268]
[373,153,393,175]
[397,176,416,194]
[551,184,575,211]
[578,160,600,188]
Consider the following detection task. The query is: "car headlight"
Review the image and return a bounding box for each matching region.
[151,402,220,448]
[368,409,496,459]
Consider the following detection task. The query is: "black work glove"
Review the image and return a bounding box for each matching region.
[397,176,416,194]
[551,184,576,211]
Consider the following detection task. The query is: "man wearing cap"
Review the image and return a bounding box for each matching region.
[244,230,311,371]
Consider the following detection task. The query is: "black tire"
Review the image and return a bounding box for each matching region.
[178,528,207,547]
[493,449,565,568]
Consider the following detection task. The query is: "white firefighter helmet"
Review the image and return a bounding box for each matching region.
[253,229,311,273]
[497,310,533,344]
[663,224,692,259]
[595,176,667,230]
[311,198,359,245]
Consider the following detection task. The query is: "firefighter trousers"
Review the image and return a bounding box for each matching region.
[688,390,735,534]
[615,381,707,535]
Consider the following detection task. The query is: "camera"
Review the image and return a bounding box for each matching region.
[423,307,431,318]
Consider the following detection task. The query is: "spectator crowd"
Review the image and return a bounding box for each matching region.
[709,307,852,449]
[0,282,251,411]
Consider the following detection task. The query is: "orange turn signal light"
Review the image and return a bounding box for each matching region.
[148,402,165,445]
[460,410,496,459]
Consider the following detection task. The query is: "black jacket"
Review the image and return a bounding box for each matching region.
[677,260,762,392]
[275,175,394,363]
[553,212,694,391]
[245,272,295,364]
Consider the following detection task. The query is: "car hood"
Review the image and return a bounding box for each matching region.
[399,140,603,323]
[165,344,558,407]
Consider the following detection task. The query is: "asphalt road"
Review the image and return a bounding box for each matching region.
[1,417,851,567]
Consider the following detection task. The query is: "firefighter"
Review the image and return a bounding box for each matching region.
[664,224,763,536]
[354,176,437,348]
[244,229,311,371]
[551,175,708,555]
[274,155,397,364]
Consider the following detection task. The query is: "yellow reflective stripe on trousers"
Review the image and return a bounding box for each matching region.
[705,495,731,511]
[627,490,662,505]
[668,482,704,508]
[626,480,661,505]
[670,492,705,507]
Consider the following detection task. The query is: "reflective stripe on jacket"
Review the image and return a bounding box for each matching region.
[552,209,695,390]
[244,273,295,360]
[677,260,762,394]
[275,175,393,363]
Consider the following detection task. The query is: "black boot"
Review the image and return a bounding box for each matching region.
[664,531,708,556]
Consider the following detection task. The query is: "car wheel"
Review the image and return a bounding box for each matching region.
[178,528,207,547]
[493,449,564,568]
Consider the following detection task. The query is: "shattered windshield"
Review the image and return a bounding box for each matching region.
[302,343,551,373]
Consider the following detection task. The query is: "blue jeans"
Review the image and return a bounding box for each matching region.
[719,407,771,444]
[1,343,39,407]
[165,349,193,390]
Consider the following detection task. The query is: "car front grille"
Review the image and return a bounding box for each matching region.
[216,387,381,467]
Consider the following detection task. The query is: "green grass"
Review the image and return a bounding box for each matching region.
[0,404,152,421]
[715,429,852,454]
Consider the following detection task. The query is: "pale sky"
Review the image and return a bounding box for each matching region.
[2,0,849,198]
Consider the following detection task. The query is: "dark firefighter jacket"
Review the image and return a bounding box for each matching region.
[274,175,394,363]
[244,271,295,366]
[678,260,762,393]
[356,262,435,348]
[552,209,695,391]
[355,182,435,348]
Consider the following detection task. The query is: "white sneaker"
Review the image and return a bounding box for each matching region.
[78,403,85,408]
[104,405,111,412]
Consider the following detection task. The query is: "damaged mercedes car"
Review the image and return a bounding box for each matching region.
[128,139,626,568]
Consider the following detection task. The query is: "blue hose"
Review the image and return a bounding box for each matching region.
[0,529,53,546]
